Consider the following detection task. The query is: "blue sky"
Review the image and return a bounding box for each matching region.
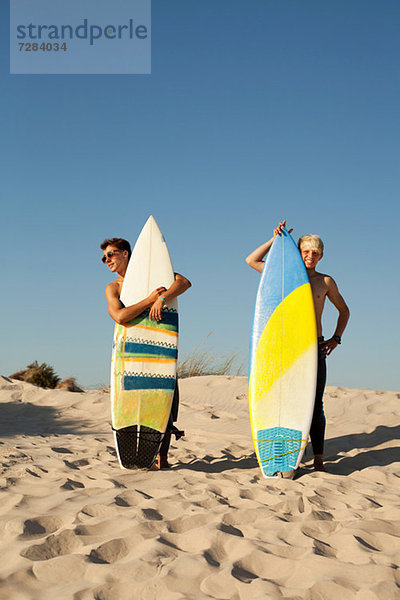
[1,1,399,390]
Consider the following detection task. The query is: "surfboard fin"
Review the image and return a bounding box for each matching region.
[169,425,185,440]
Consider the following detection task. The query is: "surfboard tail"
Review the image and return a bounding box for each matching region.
[113,425,164,469]
[255,426,307,477]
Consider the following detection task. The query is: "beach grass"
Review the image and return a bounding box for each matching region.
[177,349,244,379]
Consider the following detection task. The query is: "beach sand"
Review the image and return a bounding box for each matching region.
[0,374,399,599]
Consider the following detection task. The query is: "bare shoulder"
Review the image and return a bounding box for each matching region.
[322,273,338,289]
[323,274,348,307]
[322,274,344,296]
[310,271,329,290]
[174,271,192,286]
[105,280,121,299]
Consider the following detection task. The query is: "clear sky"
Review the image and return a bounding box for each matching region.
[1,1,399,390]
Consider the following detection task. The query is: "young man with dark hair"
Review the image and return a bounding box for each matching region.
[101,238,132,261]
[101,237,191,469]
[246,221,350,472]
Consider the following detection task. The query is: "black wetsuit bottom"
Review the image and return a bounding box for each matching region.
[309,339,327,456]
[159,383,179,457]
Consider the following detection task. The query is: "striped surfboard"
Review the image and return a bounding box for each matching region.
[249,228,318,477]
[110,216,178,469]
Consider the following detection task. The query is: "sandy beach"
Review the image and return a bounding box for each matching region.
[1,374,399,599]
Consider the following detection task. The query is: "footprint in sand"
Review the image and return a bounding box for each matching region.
[203,537,227,568]
[231,562,258,583]
[301,521,338,539]
[25,466,48,478]
[218,523,244,537]
[63,458,90,470]
[61,478,85,490]
[78,503,118,519]
[50,447,73,454]
[141,508,163,521]
[21,515,64,538]
[203,550,221,568]
[235,550,296,583]
[313,538,337,558]
[354,534,380,552]
[115,489,152,507]
[139,546,177,571]
[21,529,81,560]
[89,537,129,564]
[274,495,309,518]
[167,513,215,534]
[310,508,334,521]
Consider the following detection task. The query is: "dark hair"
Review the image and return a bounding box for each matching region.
[100,238,131,259]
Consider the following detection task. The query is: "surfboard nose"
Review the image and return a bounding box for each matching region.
[146,215,156,225]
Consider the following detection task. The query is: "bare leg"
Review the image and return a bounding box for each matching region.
[313,454,326,472]
[157,455,171,469]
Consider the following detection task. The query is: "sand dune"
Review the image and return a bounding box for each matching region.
[0,374,399,599]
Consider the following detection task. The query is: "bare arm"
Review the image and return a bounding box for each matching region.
[105,282,166,325]
[320,277,350,355]
[245,236,275,273]
[149,272,191,321]
[245,220,292,273]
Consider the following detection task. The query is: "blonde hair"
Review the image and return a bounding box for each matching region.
[298,234,324,254]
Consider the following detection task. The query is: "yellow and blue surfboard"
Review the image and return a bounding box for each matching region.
[249,228,318,477]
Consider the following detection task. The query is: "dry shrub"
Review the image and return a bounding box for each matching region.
[9,361,60,389]
[56,377,84,392]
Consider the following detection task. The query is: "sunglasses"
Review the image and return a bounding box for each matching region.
[101,250,121,263]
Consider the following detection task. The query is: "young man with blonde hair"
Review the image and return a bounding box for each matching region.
[246,221,350,472]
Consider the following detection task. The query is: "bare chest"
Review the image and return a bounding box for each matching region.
[309,276,328,317]
[310,277,326,299]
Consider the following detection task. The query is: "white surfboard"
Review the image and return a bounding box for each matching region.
[120,216,178,311]
[110,216,178,469]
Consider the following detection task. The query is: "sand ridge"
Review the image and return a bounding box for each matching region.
[0,375,400,599]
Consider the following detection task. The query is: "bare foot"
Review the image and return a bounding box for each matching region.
[313,455,326,472]
[152,456,171,470]
[279,469,298,480]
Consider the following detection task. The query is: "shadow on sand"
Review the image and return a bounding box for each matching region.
[0,401,87,437]
[324,425,400,475]
[174,425,400,477]
[174,449,258,473]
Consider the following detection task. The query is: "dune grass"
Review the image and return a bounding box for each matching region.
[177,350,243,378]
[177,334,245,378]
